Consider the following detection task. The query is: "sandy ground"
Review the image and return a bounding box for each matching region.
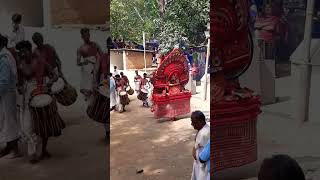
[110,89,210,180]
[0,27,109,180]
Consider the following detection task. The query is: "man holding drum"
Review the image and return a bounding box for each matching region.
[32,32,62,78]
[0,34,20,159]
[120,72,129,86]
[77,28,102,102]
[115,74,129,112]
[15,40,61,163]
[139,73,150,107]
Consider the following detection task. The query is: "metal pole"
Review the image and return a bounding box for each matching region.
[143,31,146,72]
[202,37,210,101]
[43,0,51,29]
[294,0,315,122]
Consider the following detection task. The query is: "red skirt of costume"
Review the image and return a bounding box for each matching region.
[151,48,191,119]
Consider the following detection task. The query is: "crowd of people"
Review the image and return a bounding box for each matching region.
[109,66,152,113]
[0,13,109,164]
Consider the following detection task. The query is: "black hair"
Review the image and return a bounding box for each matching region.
[114,66,117,69]
[258,155,305,180]
[0,34,8,47]
[191,111,206,123]
[12,14,22,24]
[108,73,113,76]
[16,41,32,52]
[120,72,124,75]
[115,74,120,78]
[80,28,90,35]
[32,32,43,41]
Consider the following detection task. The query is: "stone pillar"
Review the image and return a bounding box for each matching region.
[43,0,51,29]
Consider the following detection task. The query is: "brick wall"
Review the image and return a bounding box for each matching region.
[125,50,153,70]
[51,0,109,25]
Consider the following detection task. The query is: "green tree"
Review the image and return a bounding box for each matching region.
[157,0,210,54]
[110,0,159,43]
[110,0,209,53]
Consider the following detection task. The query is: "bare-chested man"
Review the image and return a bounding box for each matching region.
[32,32,62,78]
[77,28,102,101]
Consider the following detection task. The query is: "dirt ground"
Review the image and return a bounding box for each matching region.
[110,92,209,180]
[0,98,109,180]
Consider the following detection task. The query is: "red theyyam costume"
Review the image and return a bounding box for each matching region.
[211,0,261,173]
[151,48,191,119]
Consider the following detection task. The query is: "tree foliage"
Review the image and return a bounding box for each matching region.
[157,0,210,54]
[110,0,209,53]
[110,0,159,43]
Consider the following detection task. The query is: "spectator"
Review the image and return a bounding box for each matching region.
[258,154,305,180]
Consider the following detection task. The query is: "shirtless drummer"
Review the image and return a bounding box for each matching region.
[77,28,102,101]
[32,32,63,81]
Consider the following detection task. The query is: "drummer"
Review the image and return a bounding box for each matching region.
[134,70,142,94]
[76,28,102,101]
[32,32,62,77]
[115,74,129,112]
[15,40,60,163]
[97,52,110,141]
[120,72,129,86]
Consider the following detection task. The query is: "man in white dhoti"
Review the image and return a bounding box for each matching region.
[77,28,102,102]
[8,14,25,150]
[0,34,20,158]
[8,14,25,49]
[134,70,142,94]
[113,66,119,77]
[110,73,117,111]
[190,111,210,180]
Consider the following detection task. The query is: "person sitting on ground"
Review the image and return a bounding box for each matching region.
[258,154,305,180]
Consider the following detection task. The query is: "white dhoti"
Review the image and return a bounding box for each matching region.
[191,147,209,180]
[0,90,20,144]
[115,91,123,112]
[134,81,141,93]
[110,90,117,108]
[191,124,210,180]
[0,49,20,144]
[80,57,96,92]
[18,80,42,157]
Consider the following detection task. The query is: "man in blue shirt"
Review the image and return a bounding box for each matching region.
[199,140,210,180]
[0,34,20,158]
